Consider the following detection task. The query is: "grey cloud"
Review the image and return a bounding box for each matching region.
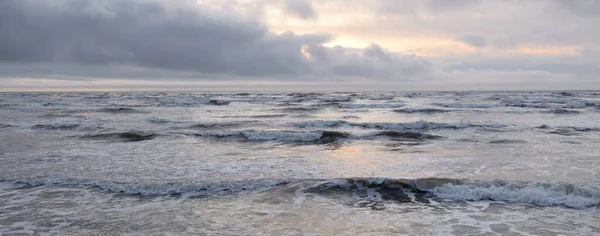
[554,0,600,16]
[0,0,321,77]
[376,0,480,14]
[0,0,432,81]
[283,0,316,19]
[457,35,486,48]
[305,44,433,79]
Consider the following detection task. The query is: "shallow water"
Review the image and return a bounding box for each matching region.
[1,91,599,235]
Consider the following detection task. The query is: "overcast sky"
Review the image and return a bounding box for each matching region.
[1,0,599,91]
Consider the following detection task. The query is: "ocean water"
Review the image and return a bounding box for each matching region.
[0,91,599,235]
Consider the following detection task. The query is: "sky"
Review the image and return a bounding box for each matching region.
[0,0,599,91]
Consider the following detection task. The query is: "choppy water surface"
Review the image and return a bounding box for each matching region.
[1,91,599,235]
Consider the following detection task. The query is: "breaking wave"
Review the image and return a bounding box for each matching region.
[3,177,599,208]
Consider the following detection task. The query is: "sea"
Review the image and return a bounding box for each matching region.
[0,91,599,235]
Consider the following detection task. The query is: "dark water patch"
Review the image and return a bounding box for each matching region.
[319,131,350,144]
[82,132,156,142]
[374,131,442,140]
[546,108,580,114]
[488,139,527,144]
[97,108,148,114]
[32,124,80,130]
[207,100,230,106]
[234,93,251,96]
[393,108,453,114]
[0,124,13,129]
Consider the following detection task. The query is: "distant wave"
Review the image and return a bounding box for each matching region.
[96,108,149,114]
[393,108,454,114]
[291,120,503,131]
[337,103,404,109]
[431,103,499,109]
[32,123,80,130]
[3,177,599,208]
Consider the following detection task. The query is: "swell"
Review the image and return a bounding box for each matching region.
[291,120,504,130]
[3,177,599,208]
[81,132,156,142]
[188,130,349,143]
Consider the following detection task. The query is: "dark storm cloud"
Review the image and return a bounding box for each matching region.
[0,0,319,76]
[0,0,431,81]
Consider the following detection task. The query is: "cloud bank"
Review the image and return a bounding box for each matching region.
[0,0,598,91]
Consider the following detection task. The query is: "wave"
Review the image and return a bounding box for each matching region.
[488,139,527,144]
[393,108,453,114]
[207,99,231,106]
[2,177,285,196]
[182,122,258,130]
[275,107,322,112]
[374,131,442,140]
[0,124,13,128]
[147,117,179,124]
[337,103,404,109]
[291,120,498,131]
[431,103,499,109]
[97,108,148,114]
[503,98,593,109]
[3,177,599,208]
[81,132,156,142]
[189,130,349,143]
[537,125,600,136]
[545,109,580,114]
[32,123,80,130]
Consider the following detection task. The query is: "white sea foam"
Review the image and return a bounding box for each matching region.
[429,180,600,209]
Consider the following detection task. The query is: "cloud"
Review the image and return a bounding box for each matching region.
[282,0,315,19]
[456,35,486,48]
[0,0,598,91]
[0,0,433,83]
